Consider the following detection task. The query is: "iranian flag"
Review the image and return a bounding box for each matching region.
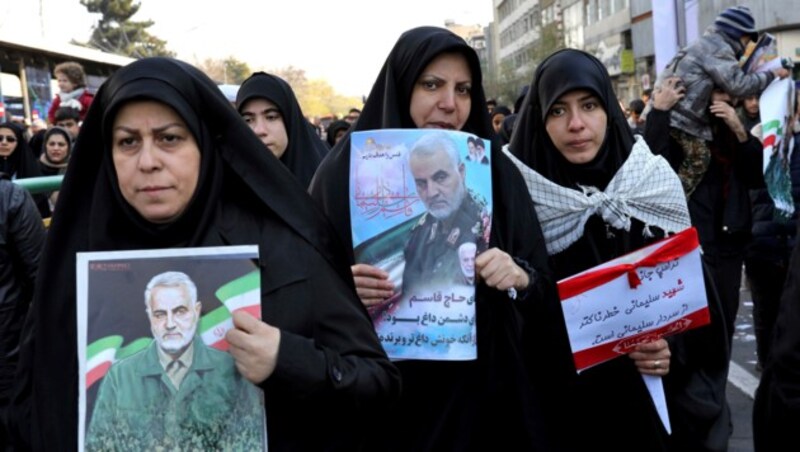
[197,270,261,351]
[86,336,123,389]
[199,306,234,351]
[86,336,151,389]
[216,270,261,318]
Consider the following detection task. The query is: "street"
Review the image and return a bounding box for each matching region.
[728,276,760,452]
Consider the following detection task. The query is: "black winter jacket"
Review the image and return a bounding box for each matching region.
[747,133,800,262]
[0,176,45,405]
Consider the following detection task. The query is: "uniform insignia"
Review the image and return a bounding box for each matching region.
[418,214,426,226]
[412,213,427,231]
[447,227,460,245]
[428,222,438,243]
[471,221,481,235]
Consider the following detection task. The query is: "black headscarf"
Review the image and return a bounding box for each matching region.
[325,119,350,148]
[0,123,42,180]
[310,26,492,257]
[509,49,634,191]
[235,72,325,188]
[8,57,356,450]
[310,26,558,450]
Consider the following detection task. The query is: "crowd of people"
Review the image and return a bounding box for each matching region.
[0,4,799,451]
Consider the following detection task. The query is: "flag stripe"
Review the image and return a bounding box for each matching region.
[215,270,260,302]
[86,335,123,360]
[86,347,118,373]
[199,306,232,333]
[87,362,113,389]
[221,289,260,313]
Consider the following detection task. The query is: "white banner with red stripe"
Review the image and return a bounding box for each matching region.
[557,227,709,372]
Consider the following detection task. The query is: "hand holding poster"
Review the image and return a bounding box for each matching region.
[77,246,267,451]
[557,227,709,372]
[349,129,493,361]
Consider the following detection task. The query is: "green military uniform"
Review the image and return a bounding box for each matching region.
[402,195,484,294]
[86,337,265,451]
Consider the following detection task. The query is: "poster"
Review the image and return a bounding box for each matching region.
[557,227,709,372]
[742,33,796,221]
[349,129,493,360]
[77,246,267,451]
[24,65,52,121]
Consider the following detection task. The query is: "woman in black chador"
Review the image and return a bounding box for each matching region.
[6,57,399,451]
[310,26,560,451]
[506,49,691,452]
[235,71,327,188]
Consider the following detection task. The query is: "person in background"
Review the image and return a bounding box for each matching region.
[0,122,49,217]
[628,98,646,135]
[54,106,81,141]
[642,88,653,105]
[47,61,94,125]
[326,119,350,148]
[310,26,560,451]
[745,91,800,372]
[236,72,327,188]
[345,108,361,124]
[646,75,765,451]
[486,98,497,114]
[753,98,800,449]
[655,5,789,197]
[38,126,72,214]
[0,174,45,447]
[490,105,512,148]
[739,94,761,133]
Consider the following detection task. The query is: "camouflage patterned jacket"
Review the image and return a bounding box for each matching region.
[657,25,775,141]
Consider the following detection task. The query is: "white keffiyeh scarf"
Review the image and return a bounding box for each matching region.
[504,137,691,255]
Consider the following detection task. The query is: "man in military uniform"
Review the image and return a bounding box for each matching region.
[402,133,485,295]
[86,271,264,450]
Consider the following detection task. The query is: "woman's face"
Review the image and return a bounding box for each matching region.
[56,72,76,93]
[46,133,70,163]
[492,113,506,133]
[112,101,201,224]
[409,52,472,131]
[0,127,18,157]
[545,89,607,164]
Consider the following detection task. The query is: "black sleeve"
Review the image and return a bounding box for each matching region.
[644,109,683,171]
[733,134,766,189]
[8,187,46,285]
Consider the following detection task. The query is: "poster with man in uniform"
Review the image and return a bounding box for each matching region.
[349,129,492,360]
[76,246,267,451]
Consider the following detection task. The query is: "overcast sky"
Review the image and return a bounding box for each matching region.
[1,0,493,97]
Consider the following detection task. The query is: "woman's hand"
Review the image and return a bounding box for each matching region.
[226,311,281,384]
[629,338,671,376]
[352,263,394,307]
[475,248,529,291]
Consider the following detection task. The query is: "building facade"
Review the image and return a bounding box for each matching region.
[491,0,800,106]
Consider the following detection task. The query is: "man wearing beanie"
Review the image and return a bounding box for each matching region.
[655,5,790,197]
